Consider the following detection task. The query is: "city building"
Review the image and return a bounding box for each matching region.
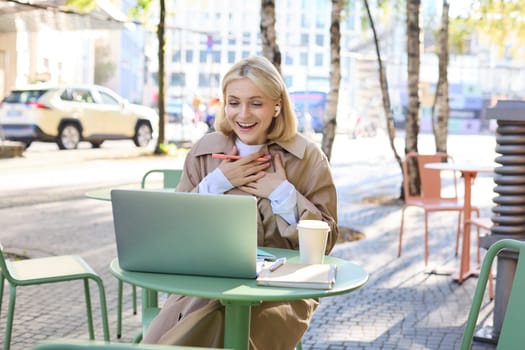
[2,0,524,135]
[0,0,144,103]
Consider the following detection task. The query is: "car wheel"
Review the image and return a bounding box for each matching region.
[133,122,153,147]
[57,123,81,150]
[90,141,104,148]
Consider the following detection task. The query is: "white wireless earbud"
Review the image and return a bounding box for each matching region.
[274,105,281,117]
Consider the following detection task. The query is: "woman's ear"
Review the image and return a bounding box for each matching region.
[274,105,281,117]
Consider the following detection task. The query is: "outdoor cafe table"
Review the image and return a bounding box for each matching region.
[424,162,494,284]
[110,247,369,350]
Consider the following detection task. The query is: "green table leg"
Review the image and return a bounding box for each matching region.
[221,300,259,350]
[142,288,158,310]
[138,288,159,342]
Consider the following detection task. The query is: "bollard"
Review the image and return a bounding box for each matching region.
[477,100,525,343]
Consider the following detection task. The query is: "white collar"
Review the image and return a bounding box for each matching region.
[235,138,263,157]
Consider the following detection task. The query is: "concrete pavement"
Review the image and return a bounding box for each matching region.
[0,133,500,349]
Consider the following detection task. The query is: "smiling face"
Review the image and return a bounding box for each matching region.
[224,78,279,145]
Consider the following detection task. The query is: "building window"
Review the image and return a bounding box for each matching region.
[300,52,308,66]
[171,50,181,62]
[315,34,323,46]
[242,50,250,59]
[170,73,185,87]
[228,51,236,63]
[211,73,220,88]
[316,15,325,29]
[285,54,293,65]
[212,50,221,63]
[199,73,220,88]
[242,32,250,45]
[185,50,193,63]
[198,73,209,87]
[301,12,309,28]
[199,50,207,63]
[315,53,323,66]
[300,33,309,46]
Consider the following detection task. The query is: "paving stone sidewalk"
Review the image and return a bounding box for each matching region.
[0,133,500,349]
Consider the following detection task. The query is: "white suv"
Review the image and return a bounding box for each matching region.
[0,84,159,150]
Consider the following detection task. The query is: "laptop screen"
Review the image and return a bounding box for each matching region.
[111,189,258,279]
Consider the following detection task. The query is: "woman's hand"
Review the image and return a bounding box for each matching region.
[240,153,287,198]
[219,146,271,187]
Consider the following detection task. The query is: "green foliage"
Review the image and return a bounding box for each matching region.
[448,18,472,55]
[65,0,97,13]
[464,0,525,60]
[128,0,155,23]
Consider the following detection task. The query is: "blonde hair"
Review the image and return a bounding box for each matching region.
[214,56,297,142]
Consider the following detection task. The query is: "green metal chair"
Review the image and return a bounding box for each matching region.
[32,339,229,350]
[116,169,183,339]
[461,239,525,350]
[0,242,110,350]
[140,169,183,189]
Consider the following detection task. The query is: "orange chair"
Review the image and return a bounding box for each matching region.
[464,216,495,299]
[398,152,481,266]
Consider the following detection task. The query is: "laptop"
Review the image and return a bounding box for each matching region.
[110,189,258,279]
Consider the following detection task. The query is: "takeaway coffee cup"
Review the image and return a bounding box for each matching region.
[297,220,330,264]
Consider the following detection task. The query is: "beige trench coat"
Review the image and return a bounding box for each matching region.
[142,132,338,350]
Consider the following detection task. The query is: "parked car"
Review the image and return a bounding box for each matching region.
[0,83,159,150]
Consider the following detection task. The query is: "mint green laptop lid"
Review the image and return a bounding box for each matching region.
[111,189,258,279]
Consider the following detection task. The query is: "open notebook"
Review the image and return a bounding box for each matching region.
[111,189,259,279]
[257,263,337,289]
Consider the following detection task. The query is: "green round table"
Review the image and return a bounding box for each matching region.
[110,247,368,350]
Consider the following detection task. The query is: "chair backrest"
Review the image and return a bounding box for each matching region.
[141,169,183,189]
[461,239,525,350]
[0,242,15,283]
[402,152,457,202]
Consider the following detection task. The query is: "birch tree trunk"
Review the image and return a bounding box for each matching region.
[321,0,342,160]
[405,0,421,196]
[260,0,281,73]
[363,0,402,172]
[154,0,166,154]
[431,0,449,154]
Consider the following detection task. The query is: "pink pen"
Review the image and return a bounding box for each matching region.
[212,153,269,162]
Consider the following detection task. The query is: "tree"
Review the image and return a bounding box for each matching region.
[320,0,343,160]
[154,0,167,154]
[362,0,402,173]
[405,0,422,197]
[260,0,281,73]
[431,0,449,154]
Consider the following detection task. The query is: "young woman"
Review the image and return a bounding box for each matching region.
[142,56,338,350]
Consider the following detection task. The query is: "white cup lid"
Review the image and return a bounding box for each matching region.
[297,220,330,230]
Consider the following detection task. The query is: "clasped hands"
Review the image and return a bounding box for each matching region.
[218,146,286,198]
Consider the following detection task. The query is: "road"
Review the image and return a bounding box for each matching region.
[1,141,187,208]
